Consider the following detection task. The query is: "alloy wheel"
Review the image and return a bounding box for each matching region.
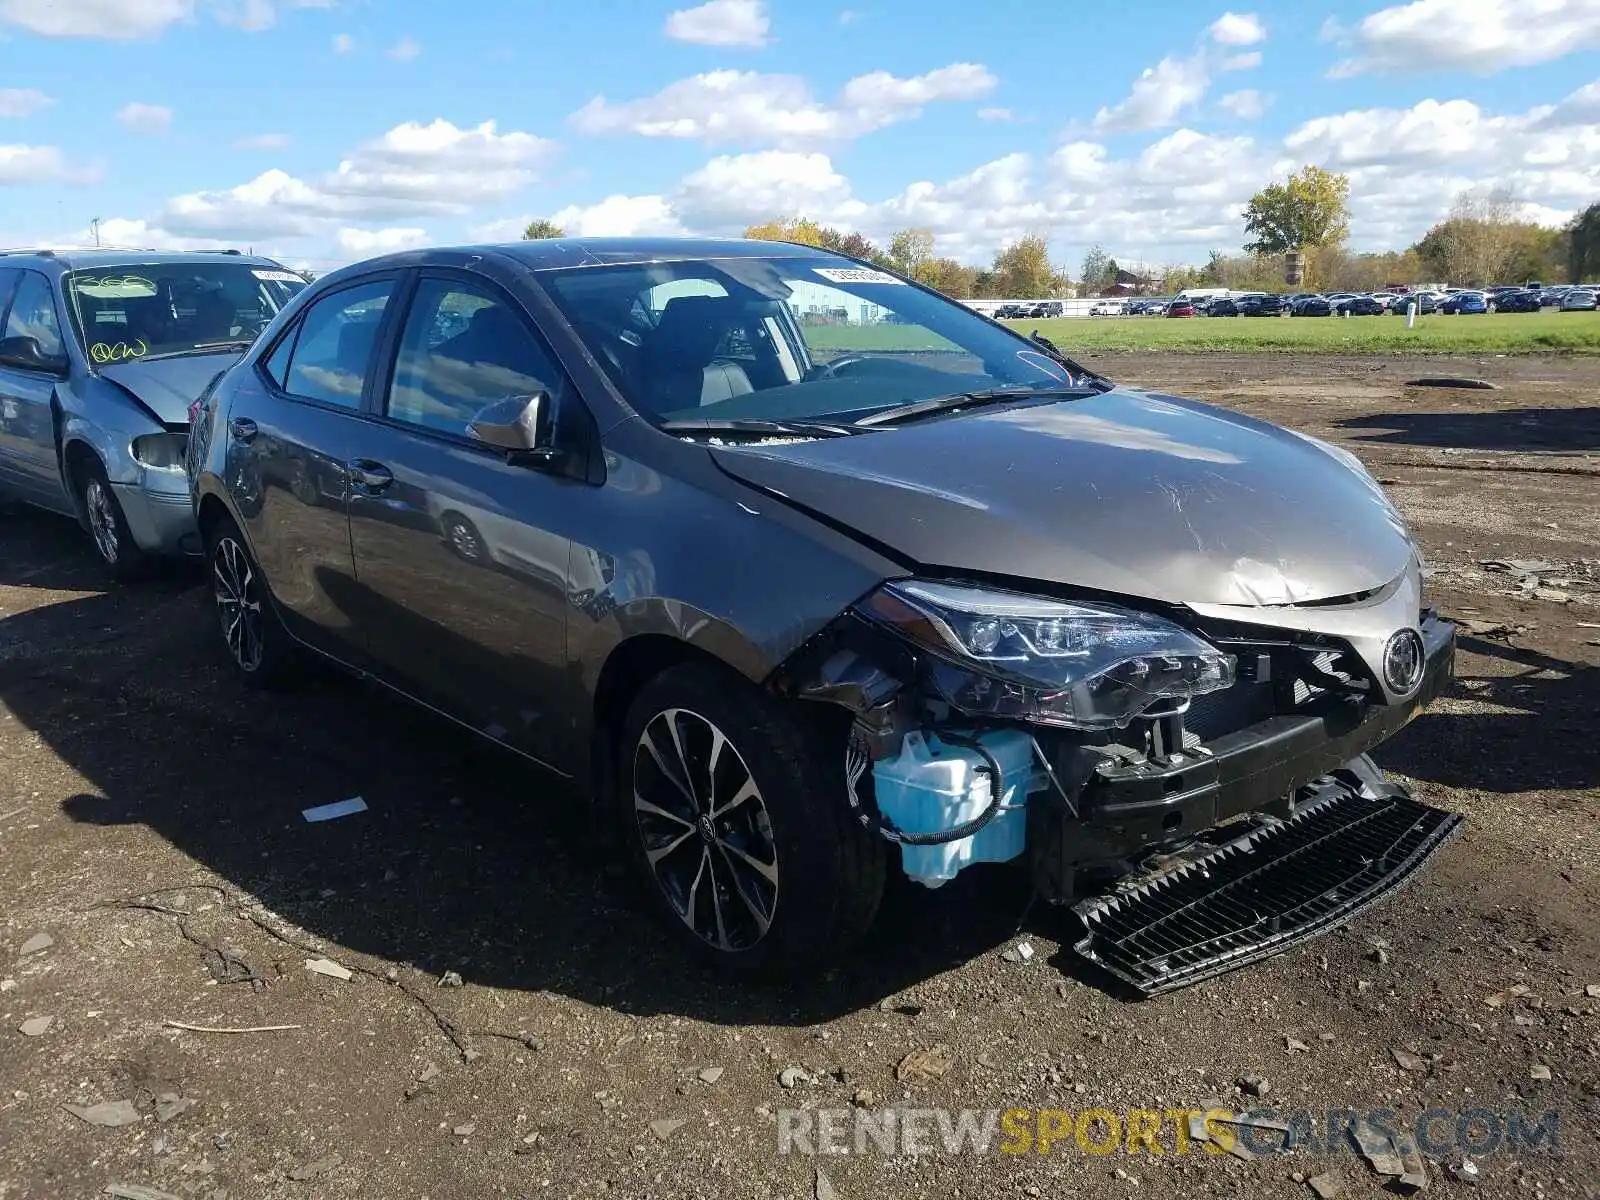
[632,707,779,952]
[446,518,483,561]
[84,479,119,564]
[212,535,265,672]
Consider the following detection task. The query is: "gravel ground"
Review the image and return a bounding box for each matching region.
[2,352,1597,1200]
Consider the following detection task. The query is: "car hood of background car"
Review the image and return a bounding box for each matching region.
[709,388,1416,608]
[97,354,240,425]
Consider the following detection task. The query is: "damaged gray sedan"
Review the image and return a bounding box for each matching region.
[187,238,1460,991]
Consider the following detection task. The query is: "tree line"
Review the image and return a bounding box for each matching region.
[518,176,1600,299]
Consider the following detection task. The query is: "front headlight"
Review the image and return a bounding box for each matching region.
[131,432,189,472]
[859,580,1235,731]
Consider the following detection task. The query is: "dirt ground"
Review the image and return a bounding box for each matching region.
[2,352,1597,1200]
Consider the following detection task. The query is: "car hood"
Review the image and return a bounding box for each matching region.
[97,353,240,425]
[709,387,1416,607]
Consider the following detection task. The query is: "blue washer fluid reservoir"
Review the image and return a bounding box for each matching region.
[871,729,1043,888]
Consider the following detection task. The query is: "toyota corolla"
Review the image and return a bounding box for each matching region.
[187,238,1460,991]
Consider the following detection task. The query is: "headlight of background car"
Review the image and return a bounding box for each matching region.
[131,432,189,472]
[860,580,1235,731]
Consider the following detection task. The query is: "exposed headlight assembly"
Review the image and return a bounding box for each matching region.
[860,580,1235,731]
[131,432,189,471]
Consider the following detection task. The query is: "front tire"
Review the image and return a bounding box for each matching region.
[616,663,886,975]
[205,514,299,688]
[76,457,147,582]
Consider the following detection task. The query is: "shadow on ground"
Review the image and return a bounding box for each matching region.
[1339,406,1600,454]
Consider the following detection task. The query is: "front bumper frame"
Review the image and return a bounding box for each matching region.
[1030,613,1454,899]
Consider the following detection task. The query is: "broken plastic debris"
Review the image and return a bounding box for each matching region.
[438,970,464,989]
[154,1093,195,1123]
[895,1044,955,1086]
[650,1118,686,1141]
[304,957,353,982]
[1000,940,1035,964]
[104,1185,180,1200]
[301,797,368,823]
[65,1099,141,1128]
[18,1015,53,1036]
[18,931,54,956]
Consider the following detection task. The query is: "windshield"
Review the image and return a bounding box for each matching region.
[536,255,1083,426]
[63,262,307,365]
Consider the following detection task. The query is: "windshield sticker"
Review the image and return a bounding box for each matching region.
[72,275,157,299]
[812,267,906,286]
[251,269,304,283]
[88,339,149,365]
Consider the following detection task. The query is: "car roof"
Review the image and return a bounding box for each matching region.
[430,237,847,271]
[0,248,291,273]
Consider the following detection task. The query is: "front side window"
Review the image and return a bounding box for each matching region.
[386,278,562,437]
[3,271,65,361]
[538,256,1073,425]
[280,280,394,408]
[63,261,306,365]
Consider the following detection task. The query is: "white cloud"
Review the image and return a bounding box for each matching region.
[550,195,687,237]
[571,62,995,145]
[332,31,352,52]
[0,143,96,185]
[236,132,292,150]
[977,107,1017,123]
[1221,50,1262,70]
[0,87,53,117]
[663,0,769,47]
[116,102,173,134]
[155,118,555,239]
[336,226,430,255]
[674,150,853,228]
[1219,89,1267,119]
[1208,11,1266,45]
[1329,0,1600,76]
[1092,53,1209,132]
[0,0,191,37]
[0,0,334,38]
[388,35,420,61]
[837,7,862,23]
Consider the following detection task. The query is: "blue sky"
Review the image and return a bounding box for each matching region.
[2,0,1598,272]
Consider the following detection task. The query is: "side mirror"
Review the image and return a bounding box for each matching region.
[467,391,556,462]
[0,335,67,375]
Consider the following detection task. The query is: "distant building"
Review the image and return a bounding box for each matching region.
[1103,267,1158,297]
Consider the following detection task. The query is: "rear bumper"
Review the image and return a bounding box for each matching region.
[1031,615,1454,890]
[112,479,201,557]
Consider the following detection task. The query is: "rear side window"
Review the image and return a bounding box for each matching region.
[280,280,393,408]
[3,271,65,360]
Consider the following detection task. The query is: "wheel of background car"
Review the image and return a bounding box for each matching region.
[615,662,885,975]
[443,513,486,563]
[75,456,147,582]
[206,514,300,689]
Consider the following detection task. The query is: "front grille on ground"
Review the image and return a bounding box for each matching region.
[1072,778,1463,996]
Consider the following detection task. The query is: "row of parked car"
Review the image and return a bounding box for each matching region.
[1107,285,1598,319]
[0,238,1461,981]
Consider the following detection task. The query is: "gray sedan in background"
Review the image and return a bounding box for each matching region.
[187,238,1459,992]
[0,249,305,577]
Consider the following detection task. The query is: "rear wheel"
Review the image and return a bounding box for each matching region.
[205,514,299,688]
[75,456,147,582]
[616,662,885,975]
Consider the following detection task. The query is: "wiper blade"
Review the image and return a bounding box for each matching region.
[1028,331,1111,389]
[137,342,253,363]
[659,416,859,438]
[854,385,1087,428]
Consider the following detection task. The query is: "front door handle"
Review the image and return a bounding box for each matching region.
[348,460,393,492]
[229,417,258,442]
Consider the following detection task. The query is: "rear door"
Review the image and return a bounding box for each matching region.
[223,275,399,661]
[0,270,71,508]
[343,270,575,766]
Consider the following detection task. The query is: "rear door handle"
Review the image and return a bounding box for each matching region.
[348,460,393,492]
[229,418,258,442]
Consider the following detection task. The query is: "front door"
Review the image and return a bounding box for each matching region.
[223,276,399,661]
[0,270,72,510]
[344,272,574,767]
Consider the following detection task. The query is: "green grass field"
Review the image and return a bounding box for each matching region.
[1003,310,1600,354]
[805,310,1600,354]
